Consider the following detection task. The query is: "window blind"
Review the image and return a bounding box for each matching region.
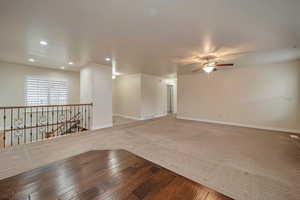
[25,77,69,106]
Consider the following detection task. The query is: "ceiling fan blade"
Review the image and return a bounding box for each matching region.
[215,63,234,67]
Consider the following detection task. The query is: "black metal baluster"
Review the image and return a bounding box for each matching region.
[52,107,54,137]
[69,106,72,134]
[41,107,44,139]
[78,106,80,131]
[10,109,13,146]
[74,106,76,132]
[73,106,75,132]
[56,106,59,136]
[24,108,26,144]
[65,106,67,134]
[30,107,33,142]
[85,105,87,130]
[81,105,83,130]
[71,106,74,133]
[46,106,49,138]
[3,109,6,148]
[17,108,20,145]
[77,106,80,132]
[61,106,64,135]
[81,106,84,131]
[88,105,91,130]
[36,107,38,141]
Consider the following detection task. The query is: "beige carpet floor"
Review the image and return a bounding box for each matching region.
[0,116,299,200]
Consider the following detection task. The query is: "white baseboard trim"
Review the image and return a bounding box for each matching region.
[114,113,168,121]
[176,116,300,134]
[92,124,113,130]
[113,114,142,120]
[140,113,168,120]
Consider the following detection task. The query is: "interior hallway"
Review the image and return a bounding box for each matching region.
[0,116,299,200]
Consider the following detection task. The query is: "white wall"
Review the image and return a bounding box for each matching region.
[80,67,93,104]
[141,74,167,119]
[0,61,80,106]
[113,74,142,119]
[178,60,300,133]
[80,64,112,129]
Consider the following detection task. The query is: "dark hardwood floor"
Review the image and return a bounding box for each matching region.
[0,150,233,200]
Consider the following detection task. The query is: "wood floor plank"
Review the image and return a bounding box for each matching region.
[0,150,233,200]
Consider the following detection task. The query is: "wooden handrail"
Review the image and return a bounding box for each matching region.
[0,103,93,110]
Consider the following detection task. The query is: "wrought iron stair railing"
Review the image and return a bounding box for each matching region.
[45,112,82,138]
[0,103,93,148]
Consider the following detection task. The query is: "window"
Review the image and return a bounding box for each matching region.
[25,77,69,106]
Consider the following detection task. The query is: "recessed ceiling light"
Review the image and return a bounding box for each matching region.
[40,41,48,46]
[105,57,111,61]
[61,66,65,70]
[68,62,74,65]
[28,58,35,62]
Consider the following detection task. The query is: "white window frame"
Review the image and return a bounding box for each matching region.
[24,77,69,106]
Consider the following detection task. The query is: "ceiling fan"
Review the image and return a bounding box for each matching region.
[193,61,234,73]
[184,55,234,73]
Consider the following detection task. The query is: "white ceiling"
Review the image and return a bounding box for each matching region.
[0,0,299,76]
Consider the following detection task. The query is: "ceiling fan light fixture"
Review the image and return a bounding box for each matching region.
[203,66,215,73]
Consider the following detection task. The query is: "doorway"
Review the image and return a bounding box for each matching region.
[167,85,174,114]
